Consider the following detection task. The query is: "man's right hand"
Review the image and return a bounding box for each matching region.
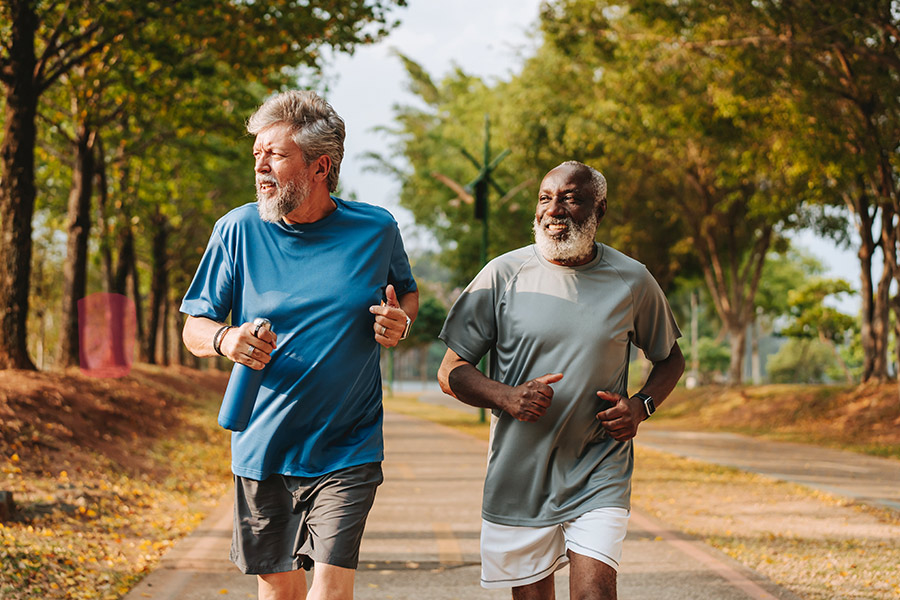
[221,322,277,370]
[501,373,563,422]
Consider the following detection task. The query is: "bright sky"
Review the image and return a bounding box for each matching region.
[320,1,861,311]
[323,0,544,249]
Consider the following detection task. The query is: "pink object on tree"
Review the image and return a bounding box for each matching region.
[78,293,136,378]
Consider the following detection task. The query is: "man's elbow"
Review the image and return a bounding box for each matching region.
[437,354,464,399]
[669,342,686,376]
[437,362,454,398]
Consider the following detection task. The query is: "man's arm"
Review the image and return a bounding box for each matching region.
[182,315,277,370]
[437,348,562,422]
[596,341,685,441]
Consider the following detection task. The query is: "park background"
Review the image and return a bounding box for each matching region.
[1,1,899,599]
[2,0,897,386]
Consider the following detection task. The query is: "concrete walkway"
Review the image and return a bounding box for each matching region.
[122,410,817,600]
[638,427,900,512]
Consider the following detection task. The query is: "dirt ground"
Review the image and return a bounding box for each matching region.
[0,365,230,479]
[656,382,900,457]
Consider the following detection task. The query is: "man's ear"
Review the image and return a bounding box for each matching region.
[313,155,331,182]
[596,197,607,220]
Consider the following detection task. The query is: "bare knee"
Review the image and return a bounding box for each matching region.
[307,562,355,600]
[512,574,555,600]
[567,550,617,600]
[258,570,307,600]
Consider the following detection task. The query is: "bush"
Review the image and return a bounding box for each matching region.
[766,338,837,383]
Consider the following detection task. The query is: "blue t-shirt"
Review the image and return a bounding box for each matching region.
[181,198,417,480]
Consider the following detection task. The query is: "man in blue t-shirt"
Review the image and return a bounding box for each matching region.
[181,90,418,600]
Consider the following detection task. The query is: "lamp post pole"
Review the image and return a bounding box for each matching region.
[462,115,509,423]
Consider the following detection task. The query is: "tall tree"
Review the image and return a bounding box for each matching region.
[520,0,815,382]
[625,0,900,379]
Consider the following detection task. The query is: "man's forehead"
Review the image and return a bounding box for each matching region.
[541,165,589,189]
[253,122,296,147]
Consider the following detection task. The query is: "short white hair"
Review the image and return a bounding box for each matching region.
[247,90,345,192]
[557,160,607,204]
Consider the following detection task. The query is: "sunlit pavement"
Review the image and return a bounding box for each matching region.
[124,411,821,600]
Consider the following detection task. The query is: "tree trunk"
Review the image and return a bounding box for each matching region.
[95,136,114,293]
[853,194,877,381]
[727,322,748,385]
[750,315,761,385]
[871,205,894,382]
[144,211,169,364]
[57,122,97,368]
[159,287,170,366]
[0,1,38,370]
[169,296,185,367]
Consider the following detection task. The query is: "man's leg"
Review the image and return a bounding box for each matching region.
[307,563,355,600]
[512,573,555,600]
[567,550,617,600]
[258,570,307,600]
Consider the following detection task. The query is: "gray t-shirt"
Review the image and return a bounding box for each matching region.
[440,243,681,526]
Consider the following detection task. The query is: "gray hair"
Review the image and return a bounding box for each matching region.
[557,160,607,205]
[247,90,346,192]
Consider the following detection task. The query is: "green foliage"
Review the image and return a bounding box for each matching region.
[370,54,539,286]
[682,337,731,384]
[405,295,447,349]
[766,338,837,384]
[756,247,825,320]
[782,278,858,343]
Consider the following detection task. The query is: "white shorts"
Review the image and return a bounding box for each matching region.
[480,507,630,589]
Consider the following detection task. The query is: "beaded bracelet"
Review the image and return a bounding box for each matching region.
[213,325,233,357]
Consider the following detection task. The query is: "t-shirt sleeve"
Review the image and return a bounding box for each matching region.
[387,221,417,296]
[632,267,682,362]
[180,225,234,321]
[438,264,499,365]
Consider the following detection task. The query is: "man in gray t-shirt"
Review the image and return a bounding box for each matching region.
[438,161,684,600]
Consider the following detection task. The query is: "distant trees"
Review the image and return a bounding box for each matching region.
[0,0,407,370]
[379,0,890,385]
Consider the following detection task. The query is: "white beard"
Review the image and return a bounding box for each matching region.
[532,213,598,265]
[256,176,311,223]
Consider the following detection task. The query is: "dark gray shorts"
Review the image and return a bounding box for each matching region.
[230,462,383,574]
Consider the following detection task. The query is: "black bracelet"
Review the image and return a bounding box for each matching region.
[213,325,232,357]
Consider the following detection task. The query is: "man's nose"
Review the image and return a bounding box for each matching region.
[255,155,270,173]
[545,198,567,217]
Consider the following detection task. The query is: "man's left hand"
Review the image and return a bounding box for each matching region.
[595,391,644,441]
[369,284,408,348]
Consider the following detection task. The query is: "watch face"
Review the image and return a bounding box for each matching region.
[637,393,655,416]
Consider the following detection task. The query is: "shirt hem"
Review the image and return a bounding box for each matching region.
[232,453,384,481]
[481,499,631,527]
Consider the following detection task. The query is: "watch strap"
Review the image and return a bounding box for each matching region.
[634,392,655,418]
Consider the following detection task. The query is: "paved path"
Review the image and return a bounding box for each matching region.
[638,427,900,512]
[123,411,808,600]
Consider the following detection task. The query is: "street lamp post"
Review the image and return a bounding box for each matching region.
[433,115,533,423]
[461,115,509,423]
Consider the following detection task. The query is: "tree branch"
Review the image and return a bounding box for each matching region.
[37,34,108,93]
[36,0,78,76]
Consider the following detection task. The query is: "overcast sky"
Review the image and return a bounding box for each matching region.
[317,1,860,308]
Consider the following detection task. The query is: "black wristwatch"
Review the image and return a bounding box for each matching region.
[634,392,655,419]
